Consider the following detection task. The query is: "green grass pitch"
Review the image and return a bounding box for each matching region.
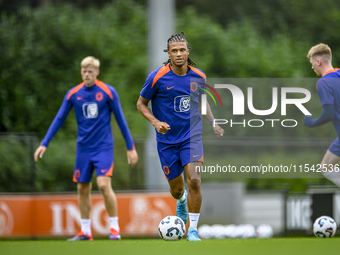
[1,237,338,255]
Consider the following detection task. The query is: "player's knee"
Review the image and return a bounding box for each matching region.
[97,183,110,194]
[187,177,201,191]
[171,186,185,199]
[78,183,91,196]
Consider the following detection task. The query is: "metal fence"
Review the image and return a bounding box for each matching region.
[0,132,333,192]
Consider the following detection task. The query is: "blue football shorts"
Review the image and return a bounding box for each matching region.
[73,148,114,183]
[157,135,204,180]
[329,137,340,157]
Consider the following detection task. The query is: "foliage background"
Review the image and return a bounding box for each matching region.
[1,0,339,192]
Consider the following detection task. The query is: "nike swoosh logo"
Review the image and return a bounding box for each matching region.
[167,86,174,90]
[193,155,200,158]
[77,97,83,100]
[101,169,107,173]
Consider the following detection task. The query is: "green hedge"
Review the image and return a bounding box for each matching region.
[0,1,335,192]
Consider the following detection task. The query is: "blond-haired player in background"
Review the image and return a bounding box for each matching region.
[34,56,138,240]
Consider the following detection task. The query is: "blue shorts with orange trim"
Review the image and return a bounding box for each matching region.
[157,135,204,180]
[329,137,340,157]
[73,148,114,183]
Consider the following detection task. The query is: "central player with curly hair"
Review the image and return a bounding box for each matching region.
[137,32,224,241]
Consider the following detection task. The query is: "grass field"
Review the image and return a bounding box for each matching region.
[1,238,339,255]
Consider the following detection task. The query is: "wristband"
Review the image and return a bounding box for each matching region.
[210,119,215,125]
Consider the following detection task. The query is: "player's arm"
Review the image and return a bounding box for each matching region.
[304,79,335,128]
[200,99,224,138]
[304,104,335,127]
[34,96,72,162]
[109,90,138,167]
[136,95,170,135]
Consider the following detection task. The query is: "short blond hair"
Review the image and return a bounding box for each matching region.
[81,56,100,69]
[307,43,332,63]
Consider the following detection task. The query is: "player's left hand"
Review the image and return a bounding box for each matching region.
[127,149,139,167]
[213,124,225,138]
[303,115,315,127]
[34,145,47,162]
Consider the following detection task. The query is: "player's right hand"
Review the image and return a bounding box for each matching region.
[303,115,315,127]
[34,145,47,162]
[154,121,170,135]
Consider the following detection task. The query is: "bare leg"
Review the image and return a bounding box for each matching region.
[321,150,340,187]
[77,182,92,219]
[67,182,93,239]
[168,173,186,199]
[184,161,202,213]
[97,176,117,217]
[321,150,340,172]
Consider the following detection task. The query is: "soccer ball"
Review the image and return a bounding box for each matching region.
[313,216,337,238]
[224,224,237,238]
[234,224,247,238]
[198,224,212,239]
[210,224,226,239]
[243,224,256,239]
[256,224,273,238]
[158,216,186,241]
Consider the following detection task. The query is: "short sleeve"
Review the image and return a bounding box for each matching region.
[140,72,157,100]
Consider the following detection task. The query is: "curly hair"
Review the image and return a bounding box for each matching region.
[163,31,196,66]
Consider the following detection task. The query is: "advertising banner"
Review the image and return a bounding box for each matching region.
[0,193,176,238]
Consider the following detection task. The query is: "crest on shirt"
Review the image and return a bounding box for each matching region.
[96,92,103,101]
[82,102,98,118]
[191,82,198,92]
[174,95,190,112]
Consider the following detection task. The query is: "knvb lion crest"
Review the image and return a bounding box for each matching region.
[190,82,198,92]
